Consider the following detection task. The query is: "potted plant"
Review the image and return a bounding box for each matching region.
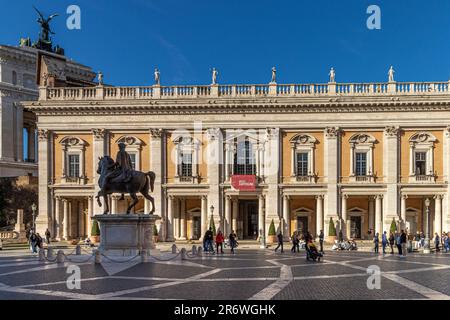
[327,217,337,242]
[152,224,159,243]
[267,219,277,244]
[90,219,100,243]
[390,218,397,235]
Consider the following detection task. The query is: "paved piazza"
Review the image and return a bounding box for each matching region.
[0,248,449,300]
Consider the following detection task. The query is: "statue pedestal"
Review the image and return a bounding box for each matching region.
[93,214,160,257]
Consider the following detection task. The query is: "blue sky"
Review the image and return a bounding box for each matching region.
[2,0,450,86]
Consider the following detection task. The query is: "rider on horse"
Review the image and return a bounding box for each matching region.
[102,143,133,200]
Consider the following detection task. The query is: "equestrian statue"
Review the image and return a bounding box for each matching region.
[96,143,156,214]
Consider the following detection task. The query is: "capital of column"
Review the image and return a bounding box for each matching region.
[92,128,107,140]
[62,198,68,203]
[258,194,265,200]
[168,195,174,200]
[283,195,290,200]
[88,195,93,200]
[324,126,341,138]
[201,195,208,201]
[315,194,324,200]
[445,126,450,138]
[401,194,408,200]
[37,129,49,141]
[149,129,163,138]
[341,194,348,199]
[206,128,221,141]
[434,194,443,200]
[384,126,401,137]
[376,194,384,200]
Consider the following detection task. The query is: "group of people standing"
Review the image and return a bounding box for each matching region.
[374,229,450,255]
[27,228,51,253]
[203,228,238,254]
[274,230,324,254]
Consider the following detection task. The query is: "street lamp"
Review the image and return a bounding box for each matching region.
[259,207,266,249]
[209,205,214,231]
[424,198,431,254]
[31,203,37,232]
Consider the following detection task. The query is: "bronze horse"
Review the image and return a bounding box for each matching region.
[96,156,156,214]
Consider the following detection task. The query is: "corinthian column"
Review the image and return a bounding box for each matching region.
[434,195,442,235]
[92,129,108,215]
[316,195,323,238]
[283,195,290,239]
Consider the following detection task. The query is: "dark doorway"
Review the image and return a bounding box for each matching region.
[297,216,308,236]
[350,216,362,239]
[240,200,258,239]
[192,216,201,240]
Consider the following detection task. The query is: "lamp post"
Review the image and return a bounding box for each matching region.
[31,203,37,232]
[260,208,266,249]
[209,205,214,232]
[423,198,431,254]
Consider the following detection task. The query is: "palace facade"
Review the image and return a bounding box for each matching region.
[25,79,450,242]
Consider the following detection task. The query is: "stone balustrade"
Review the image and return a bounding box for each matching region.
[40,81,450,101]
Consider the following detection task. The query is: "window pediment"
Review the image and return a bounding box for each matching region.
[349,133,376,146]
[409,132,437,146]
[289,134,317,148]
[60,136,86,148]
[116,135,143,147]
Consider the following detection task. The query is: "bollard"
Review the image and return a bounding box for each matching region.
[56,250,65,264]
[38,248,46,262]
[47,247,54,259]
[192,245,197,256]
[140,250,149,263]
[94,250,101,264]
[171,244,177,254]
[180,248,187,260]
[197,246,203,257]
[75,244,81,255]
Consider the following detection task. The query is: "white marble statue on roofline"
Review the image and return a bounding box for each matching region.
[154,67,160,86]
[329,67,336,83]
[388,66,395,82]
[270,66,277,84]
[211,67,218,85]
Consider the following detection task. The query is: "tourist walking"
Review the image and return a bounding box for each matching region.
[29,232,37,253]
[443,232,449,253]
[389,232,395,254]
[434,232,440,253]
[45,228,51,244]
[420,232,425,248]
[203,228,215,254]
[36,233,43,250]
[291,231,298,253]
[373,232,379,253]
[381,231,388,254]
[395,232,402,256]
[274,231,284,253]
[319,229,324,253]
[229,230,237,254]
[414,231,420,250]
[215,230,224,254]
[400,230,407,257]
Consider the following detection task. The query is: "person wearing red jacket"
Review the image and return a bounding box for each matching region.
[216,230,225,254]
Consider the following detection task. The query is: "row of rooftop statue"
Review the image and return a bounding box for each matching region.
[98,66,396,87]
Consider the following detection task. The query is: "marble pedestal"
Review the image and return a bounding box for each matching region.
[93,214,160,257]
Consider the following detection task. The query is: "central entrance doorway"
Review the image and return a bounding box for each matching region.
[297,216,308,235]
[350,216,362,239]
[239,200,258,240]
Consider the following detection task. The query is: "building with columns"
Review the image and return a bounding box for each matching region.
[24,78,450,242]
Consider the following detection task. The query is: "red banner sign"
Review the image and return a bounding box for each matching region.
[231,175,256,191]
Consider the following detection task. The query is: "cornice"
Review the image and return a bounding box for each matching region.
[24,99,450,116]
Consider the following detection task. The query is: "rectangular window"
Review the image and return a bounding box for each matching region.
[415,152,427,175]
[68,154,80,178]
[180,152,192,177]
[295,152,309,176]
[355,152,367,176]
[129,153,136,170]
[234,140,256,175]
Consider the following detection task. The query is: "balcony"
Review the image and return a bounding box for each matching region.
[174,175,200,184]
[61,175,87,185]
[409,174,436,184]
[348,175,376,183]
[290,175,317,184]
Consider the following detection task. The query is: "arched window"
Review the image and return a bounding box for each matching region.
[408,132,437,183]
[348,133,377,182]
[60,136,87,184]
[289,134,317,182]
[173,135,201,183]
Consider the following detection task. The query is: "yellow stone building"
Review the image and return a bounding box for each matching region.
[25,79,450,242]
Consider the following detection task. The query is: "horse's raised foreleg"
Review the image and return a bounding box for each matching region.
[126,193,139,214]
[96,191,103,207]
